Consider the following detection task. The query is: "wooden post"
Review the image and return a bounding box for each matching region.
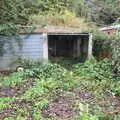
[73,40,76,58]
[77,38,81,58]
[87,33,93,60]
[54,40,56,56]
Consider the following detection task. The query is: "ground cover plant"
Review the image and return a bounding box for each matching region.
[0,58,120,120]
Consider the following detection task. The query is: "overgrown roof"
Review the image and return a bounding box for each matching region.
[20,25,89,34]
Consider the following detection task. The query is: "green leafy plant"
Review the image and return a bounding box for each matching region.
[33,111,43,120]
[0,97,16,110]
[35,99,49,109]
[0,72,26,86]
[73,58,113,80]
[111,39,120,80]
[76,113,99,120]
[112,87,120,97]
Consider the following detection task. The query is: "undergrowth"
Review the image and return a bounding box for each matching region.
[30,10,90,30]
[0,58,120,120]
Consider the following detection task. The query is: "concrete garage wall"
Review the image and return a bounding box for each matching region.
[0,34,48,70]
[21,34,44,60]
[0,33,92,70]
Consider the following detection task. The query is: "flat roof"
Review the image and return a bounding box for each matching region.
[47,33,89,36]
[20,25,89,34]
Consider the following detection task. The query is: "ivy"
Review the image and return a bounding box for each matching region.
[0,0,28,56]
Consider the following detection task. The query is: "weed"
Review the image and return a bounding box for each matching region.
[0,59,120,119]
[0,72,26,86]
[0,97,16,110]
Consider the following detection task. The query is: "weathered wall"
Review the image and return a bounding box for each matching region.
[21,34,44,60]
[0,34,47,70]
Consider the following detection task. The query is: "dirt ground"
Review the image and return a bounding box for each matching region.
[0,78,120,120]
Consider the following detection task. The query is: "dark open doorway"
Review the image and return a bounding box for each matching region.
[48,34,89,61]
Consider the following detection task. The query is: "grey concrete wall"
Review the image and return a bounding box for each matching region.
[76,36,89,59]
[21,34,44,60]
[88,33,93,60]
[42,34,48,60]
[0,34,47,70]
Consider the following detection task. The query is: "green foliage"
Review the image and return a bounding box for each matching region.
[0,59,120,119]
[0,0,120,119]
[85,0,120,25]
[76,113,112,120]
[92,29,111,57]
[93,39,111,58]
[0,97,15,110]
[22,60,67,80]
[19,59,43,69]
[22,0,71,16]
[71,0,89,18]
[4,116,25,120]
[30,10,89,29]
[111,39,120,79]
[4,117,14,120]
[72,58,120,97]
[92,31,120,80]
[22,62,68,99]
[0,0,28,56]
[22,84,47,99]
[80,114,99,120]
[0,0,28,34]
[92,30,110,41]
[35,98,49,109]
[112,87,120,97]
[73,58,113,80]
[25,0,120,26]
[98,114,113,120]
[0,72,26,86]
[33,111,43,120]
[0,100,7,110]
[38,0,71,14]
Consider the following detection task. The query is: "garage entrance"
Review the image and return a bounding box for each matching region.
[48,34,90,61]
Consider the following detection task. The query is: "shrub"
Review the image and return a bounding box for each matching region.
[73,58,113,80]
[92,29,120,80]
[111,39,120,80]
[29,10,89,29]
[22,60,67,81]
[18,59,43,69]
[112,87,120,97]
[92,30,112,59]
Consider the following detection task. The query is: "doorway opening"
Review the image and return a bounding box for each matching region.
[48,34,89,61]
